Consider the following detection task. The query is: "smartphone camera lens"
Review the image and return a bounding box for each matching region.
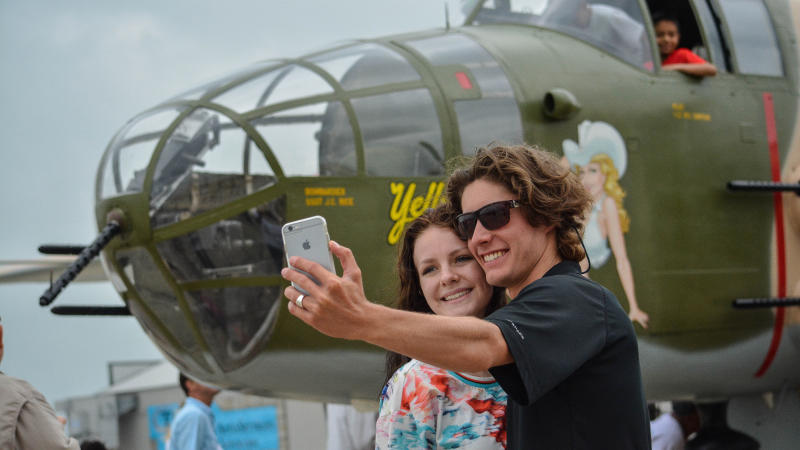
[288,225,294,231]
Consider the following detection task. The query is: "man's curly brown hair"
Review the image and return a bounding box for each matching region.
[446,143,592,261]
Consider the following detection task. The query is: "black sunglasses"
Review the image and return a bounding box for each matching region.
[456,200,521,240]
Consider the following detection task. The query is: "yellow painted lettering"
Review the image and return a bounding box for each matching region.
[387,181,445,245]
[409,196,425,217]
[305,187,346,196]
[388,183,417,244]
[390,183,415,222]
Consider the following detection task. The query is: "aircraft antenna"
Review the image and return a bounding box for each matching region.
[39,211,125,307]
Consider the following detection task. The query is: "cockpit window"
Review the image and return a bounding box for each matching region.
[251,102,356,176]
[351,89,444,176]
[471,0,653,70]
[212,64,333,112]
[405,34,523,154]
[98,107,185,200]
[689,0,729,72]
[168,62,276,102]
[309,43,420,90]
[149,108,277,228]
[713,0,782,76]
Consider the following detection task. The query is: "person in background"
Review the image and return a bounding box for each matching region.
[80,439,108,450]
[651,401,701,450]
[376,206,507,448]
[542,0,649,65]
[653,12,717,77]
[167,372,222,450]
[325,403,377,450]
[0,314,80,449]
[649,403,660,421]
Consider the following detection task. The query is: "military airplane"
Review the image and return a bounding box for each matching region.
[5,0,800,446]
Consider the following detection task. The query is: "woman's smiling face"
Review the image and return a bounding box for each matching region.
[413,225,493,317]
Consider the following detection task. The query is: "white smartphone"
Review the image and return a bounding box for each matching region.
[281,215,335,295]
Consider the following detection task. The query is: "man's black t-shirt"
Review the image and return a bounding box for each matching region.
[485,261,650,449]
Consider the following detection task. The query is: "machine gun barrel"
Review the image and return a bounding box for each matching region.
[39,221,121,307]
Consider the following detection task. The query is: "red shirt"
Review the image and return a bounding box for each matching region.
[662,47,708,65]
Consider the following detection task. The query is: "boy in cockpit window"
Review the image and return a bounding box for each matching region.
[654,12,717,77]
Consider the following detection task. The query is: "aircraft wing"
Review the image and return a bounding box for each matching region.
[0,256,106,283]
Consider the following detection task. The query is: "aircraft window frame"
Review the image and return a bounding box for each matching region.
[689,0,730,72]
[166,61,277,102]
[403,33,524,154]
[154,197,285,284]
[210,69,288,114]
[454,98,524,155]
[97,107,186,201]
[251,64,334,107]
[115,246,208,367]
[182,285,282,371]
[251,101,356,177]
[307,43,421,91]
[148,107,279,229]
[711,0,783,77]
[350,88,445,177]
[404,33,517,97]
[469,0,654,71]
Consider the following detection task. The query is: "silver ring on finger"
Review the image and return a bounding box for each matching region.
[296,294,305,309]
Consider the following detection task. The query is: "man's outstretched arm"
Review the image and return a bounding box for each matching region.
[282,241,513,374]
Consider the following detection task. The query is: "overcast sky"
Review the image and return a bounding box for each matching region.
[0,0,455,403]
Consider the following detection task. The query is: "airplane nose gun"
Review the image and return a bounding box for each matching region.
[39,209,126,306]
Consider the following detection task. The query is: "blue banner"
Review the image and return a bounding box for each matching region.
[213,404,279,449]
[147,402,279,450]
[147,403,179,450]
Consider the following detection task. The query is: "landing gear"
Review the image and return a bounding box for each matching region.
[686,401,759,450]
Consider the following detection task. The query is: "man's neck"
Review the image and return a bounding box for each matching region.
[190,394,214,407]
[508,237,563,298]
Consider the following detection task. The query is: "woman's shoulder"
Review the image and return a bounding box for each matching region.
[408,360,452,387]
[386,360,450,391]
[380,360,452,413]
